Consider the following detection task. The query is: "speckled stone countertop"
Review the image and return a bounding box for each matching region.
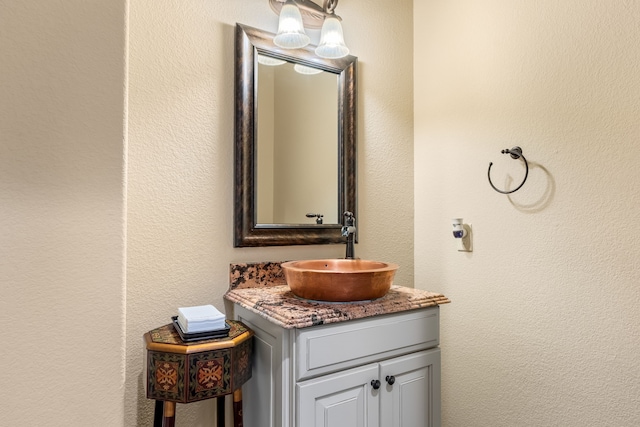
[224,262,450,329]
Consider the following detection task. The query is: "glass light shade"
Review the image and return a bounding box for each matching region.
[273,2,310,49]
[294,64,323,75]
[315,16,349,59]
[258,54,286,66]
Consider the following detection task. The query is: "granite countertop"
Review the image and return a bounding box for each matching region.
[225,284,450,329]
[224,261,450,329]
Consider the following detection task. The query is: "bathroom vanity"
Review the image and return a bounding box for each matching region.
[230,20,445,425]
[224,263,450,427]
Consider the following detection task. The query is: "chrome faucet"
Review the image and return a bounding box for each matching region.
[341,211,356,259]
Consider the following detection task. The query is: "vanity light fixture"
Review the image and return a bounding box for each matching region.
[269,0,349,58]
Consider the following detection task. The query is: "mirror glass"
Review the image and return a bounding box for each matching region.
[256,57,339,225]
[234,24,357,247]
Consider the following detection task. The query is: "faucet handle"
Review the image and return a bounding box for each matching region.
[343,211,355,226]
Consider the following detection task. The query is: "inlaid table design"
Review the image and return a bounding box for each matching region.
[144,320,253,427]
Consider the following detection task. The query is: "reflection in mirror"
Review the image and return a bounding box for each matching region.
[256,58,338,225]
[234,24,357,247]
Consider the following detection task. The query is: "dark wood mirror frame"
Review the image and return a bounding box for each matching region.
[234,23,357,247]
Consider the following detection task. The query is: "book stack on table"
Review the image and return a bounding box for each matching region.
[172,304,230,342]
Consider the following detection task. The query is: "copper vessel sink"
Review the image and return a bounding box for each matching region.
[280,259,399,302]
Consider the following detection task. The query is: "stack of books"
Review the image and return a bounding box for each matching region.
[172,304,229,342]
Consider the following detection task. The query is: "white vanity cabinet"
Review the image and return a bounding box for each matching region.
[233,304,441,427]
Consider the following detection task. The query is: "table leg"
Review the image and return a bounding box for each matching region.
[217,395,225,427]
[153,401,163,427]
[163,401,176,427]
[233,389,243,427]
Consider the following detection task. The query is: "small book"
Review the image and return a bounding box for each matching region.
[172,317,230,342]
[177,304,226,333]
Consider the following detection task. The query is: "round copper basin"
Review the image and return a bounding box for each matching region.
[280,259,399,302]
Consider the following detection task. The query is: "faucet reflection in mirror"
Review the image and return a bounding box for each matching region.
[269,0,350,58]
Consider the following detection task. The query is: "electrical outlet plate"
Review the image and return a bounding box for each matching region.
[457,224,473,252]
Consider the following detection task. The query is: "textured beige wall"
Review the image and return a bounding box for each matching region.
[257,65,276,223]
[127,0,414,425]
[1,1,126,425]
[414,1,640,426]
[273,65,338,224]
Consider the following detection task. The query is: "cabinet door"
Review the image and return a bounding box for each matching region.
[297,364,380,427]
[379,348,441,427]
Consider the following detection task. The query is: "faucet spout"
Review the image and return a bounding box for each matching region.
[342,211,356,259]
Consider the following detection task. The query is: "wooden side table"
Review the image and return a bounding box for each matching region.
[144,320,253,427]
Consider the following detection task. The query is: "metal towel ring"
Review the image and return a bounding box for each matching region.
[487,146,529,194]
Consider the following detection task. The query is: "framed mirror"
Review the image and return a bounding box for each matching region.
[234,23,357,247]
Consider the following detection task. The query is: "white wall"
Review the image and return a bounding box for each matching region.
[1,1,126,425]
[414,1,640,426]
[127,0,414,425]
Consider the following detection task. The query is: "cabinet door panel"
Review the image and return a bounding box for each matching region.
[379,349,441,427]
[297,364,379,427]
